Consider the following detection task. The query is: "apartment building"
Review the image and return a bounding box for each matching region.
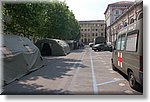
[79,20,105,44]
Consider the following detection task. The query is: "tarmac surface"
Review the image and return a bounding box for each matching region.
[2,47,142,95]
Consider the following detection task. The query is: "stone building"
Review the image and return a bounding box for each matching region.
[79,20,105,44]
[108,0,143,43]
[104,1,134,42]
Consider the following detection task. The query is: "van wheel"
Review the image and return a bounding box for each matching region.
[128,71,138,90]
[111,59,117,71]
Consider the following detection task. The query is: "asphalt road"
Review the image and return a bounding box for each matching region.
[2,47,142,95]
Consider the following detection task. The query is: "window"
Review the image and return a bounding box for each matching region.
[126,32,138,51]
[101,33,103,36]
[115,10,119,14]
[116,34,126,50]
[120,35,126,50]
[138,13,143,20]
[95,33,97,36]
[124,22,128,27]
[81,39,83,42]
[85,29,87,31]
[92,33,94,36]
[130,18,134,24]
[116,36,121,50]
[96,29,98,31]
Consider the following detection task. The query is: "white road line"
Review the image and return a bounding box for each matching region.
[96,79,125,86]
[89,49,98,94]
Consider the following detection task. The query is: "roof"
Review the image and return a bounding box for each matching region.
[104,1,134,14]
[79,20,105,23]
[111,1,134,5]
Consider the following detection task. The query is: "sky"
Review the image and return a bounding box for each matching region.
[59,0,135,21]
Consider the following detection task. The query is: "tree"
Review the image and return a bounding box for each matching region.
[2,1,80,41]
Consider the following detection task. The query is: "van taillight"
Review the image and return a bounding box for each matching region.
[139,56,143,72]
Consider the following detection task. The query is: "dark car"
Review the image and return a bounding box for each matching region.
[92,44,112,52]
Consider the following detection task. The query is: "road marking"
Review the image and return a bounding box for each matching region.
[119,83,125,86]
[89,49,98,94]
[108,68,113,71]
[124,90,133,94]
[109,71,117,73]
[97,78,125,86]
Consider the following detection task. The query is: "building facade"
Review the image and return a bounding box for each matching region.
[79,20,105,44]
[104,1,134,42]
[110,0,143,44]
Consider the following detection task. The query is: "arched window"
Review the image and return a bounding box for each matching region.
[130,18,134,24]
[138,13,143,20]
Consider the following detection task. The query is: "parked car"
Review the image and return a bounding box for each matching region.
[89,43,94,47]
[92,43,112,51]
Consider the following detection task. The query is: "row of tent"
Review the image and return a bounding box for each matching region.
[2,34,78,84]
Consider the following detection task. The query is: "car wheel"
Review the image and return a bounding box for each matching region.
[128,71,138,90]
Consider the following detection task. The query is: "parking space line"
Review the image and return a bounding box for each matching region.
[89,49,98,94]
[96,78,125,86]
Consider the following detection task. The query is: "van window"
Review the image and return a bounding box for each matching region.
[126,33,138,51]
[116,34,125,50]
[116,36,121,50]
[120,35,126,50]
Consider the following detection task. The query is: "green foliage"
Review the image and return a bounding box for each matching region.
[2,1,80,40]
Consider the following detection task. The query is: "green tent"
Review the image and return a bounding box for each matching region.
[66,40,79,50]
[2,34,43,84]
[35,38,70,56]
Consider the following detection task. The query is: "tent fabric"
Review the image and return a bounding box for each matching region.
[66,40,79,50]
[2,34,43,84]
[35,38,70,56]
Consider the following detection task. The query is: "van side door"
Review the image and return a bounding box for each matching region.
[113,34,126,72]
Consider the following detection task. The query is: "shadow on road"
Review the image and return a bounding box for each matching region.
[2,51,87,95]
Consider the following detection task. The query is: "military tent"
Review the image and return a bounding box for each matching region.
[66,40,79,50]
[35,38,70,56]
[1,34,43,84]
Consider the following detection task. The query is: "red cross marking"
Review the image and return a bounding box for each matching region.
[117,52,123,68]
